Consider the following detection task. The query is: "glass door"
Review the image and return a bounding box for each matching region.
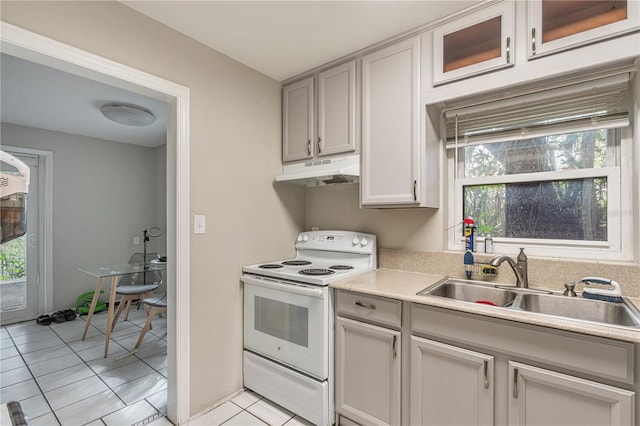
[528,0,640,58]
[1,152,39,325]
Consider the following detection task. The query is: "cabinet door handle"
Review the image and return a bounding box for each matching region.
[307,139,311,156]
[355,300,376,310]
[413,180,417,201]
[318,136,322,154]
[484,360,489,389]
[506,36,511,63]
[531,28,536,56]
[513,368,519,398]
[392,335,397,359]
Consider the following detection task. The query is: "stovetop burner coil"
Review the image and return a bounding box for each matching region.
[299,268,335,276]
[258,264,284,269]
[329,265,354,270]
[282,260,312,266]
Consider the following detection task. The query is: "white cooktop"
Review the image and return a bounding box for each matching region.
[242,230,377,286]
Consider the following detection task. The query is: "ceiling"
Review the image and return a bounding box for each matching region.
[1,1,479,147]
[122,1,479,82]
[1,54,168,148]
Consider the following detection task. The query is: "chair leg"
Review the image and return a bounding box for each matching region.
[111,295,131,331]
[123,298,133,321]
[135,306,166,350]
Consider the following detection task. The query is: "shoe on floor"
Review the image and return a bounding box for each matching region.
[36,314,52,326]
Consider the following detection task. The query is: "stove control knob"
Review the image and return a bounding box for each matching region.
[302,234,310,242]
[352,236,360,245]
[296,234,303,242]
[360,237,369,247]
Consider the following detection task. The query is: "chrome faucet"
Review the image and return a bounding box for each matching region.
[489,248,528,288]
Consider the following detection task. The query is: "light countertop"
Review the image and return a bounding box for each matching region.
[330,268,640,343]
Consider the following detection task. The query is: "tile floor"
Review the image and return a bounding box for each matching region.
[1,306,170,426]
[191,390,313,426]
[1,307,316,426]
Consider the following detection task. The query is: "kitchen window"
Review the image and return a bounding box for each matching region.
[445,74,633,260]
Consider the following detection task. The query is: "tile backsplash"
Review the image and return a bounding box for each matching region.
[380,249,640,298]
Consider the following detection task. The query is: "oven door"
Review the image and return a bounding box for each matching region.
[242,274,329,380]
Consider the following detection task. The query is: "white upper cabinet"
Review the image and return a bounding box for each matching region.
[361,36,422,207]
[432,1,515,85]
[528,0,640,59]
[282,61,357,163]
[283,76,314,162]
[318,60,357,157]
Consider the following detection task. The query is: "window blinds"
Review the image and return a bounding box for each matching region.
[444,74,630,149]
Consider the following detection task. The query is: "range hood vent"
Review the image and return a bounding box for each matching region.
[275,154,359,187]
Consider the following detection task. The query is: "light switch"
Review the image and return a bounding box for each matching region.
[194,214,206,234]
[133,236,140,245]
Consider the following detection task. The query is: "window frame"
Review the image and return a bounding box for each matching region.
[447,127,632,261]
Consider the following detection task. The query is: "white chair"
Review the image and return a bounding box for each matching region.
[111,252,162,331]
[134,293,167,350]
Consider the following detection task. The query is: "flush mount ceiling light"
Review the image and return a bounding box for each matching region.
[100,103,156,127]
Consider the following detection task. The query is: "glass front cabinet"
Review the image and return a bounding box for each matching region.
[433,1,515,85]
[528,0,640,58]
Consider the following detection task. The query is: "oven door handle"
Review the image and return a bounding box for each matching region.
[241,275,325,298]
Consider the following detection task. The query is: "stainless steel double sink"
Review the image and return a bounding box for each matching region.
[418,278,640,329]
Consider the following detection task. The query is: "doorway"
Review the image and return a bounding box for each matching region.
[0,151,39,324]
[1,22,191,424]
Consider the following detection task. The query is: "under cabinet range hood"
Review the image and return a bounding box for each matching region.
[275,154,359,187]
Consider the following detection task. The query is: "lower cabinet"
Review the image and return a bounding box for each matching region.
[410,336,494,426]
[509,362,635,426]
[411,304,637,426]
[335,294,637,426]
[335,316,401,426]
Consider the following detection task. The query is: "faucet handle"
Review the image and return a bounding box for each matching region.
[517,247,527,261]
[563,282,577,297]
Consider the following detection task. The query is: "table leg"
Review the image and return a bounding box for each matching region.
[81,277,104,340]
[103,275,119,358]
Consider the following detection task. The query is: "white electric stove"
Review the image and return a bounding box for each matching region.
[241,230,377,426]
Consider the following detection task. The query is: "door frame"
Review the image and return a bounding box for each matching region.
[0,22,191,424]
[2,147,53,320]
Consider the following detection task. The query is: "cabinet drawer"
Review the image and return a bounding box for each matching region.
[336,290,401,328]
[412,304,635,384]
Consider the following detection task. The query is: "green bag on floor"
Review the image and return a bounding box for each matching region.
[76,290,106,315]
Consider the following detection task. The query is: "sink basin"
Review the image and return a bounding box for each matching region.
[516,293,640,327]
[418,277,640,329]
[418,278,517,307]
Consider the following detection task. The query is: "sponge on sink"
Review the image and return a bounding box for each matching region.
[480,264,498,276]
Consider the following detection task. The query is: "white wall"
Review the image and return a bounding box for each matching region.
[1,1,305,418]
[305,183,443,251]
[154,145,167,253]
[1,123,166,309]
